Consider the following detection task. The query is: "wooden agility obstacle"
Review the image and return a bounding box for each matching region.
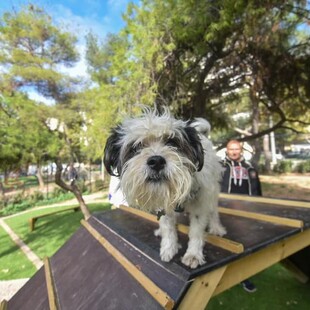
[3,194,310,309]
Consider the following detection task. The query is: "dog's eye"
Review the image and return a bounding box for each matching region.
[166,138,179,148]
[132,142,144,152]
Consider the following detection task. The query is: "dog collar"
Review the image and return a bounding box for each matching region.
[156,204,184,220]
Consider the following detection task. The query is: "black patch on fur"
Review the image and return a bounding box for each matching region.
[182,125,204,171]
[103,126,123,176]
[165,125,204,171]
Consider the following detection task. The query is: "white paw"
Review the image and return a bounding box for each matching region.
[154,228,161,237]
[182,252,205,269]
[160,243,179,262]
[209,224,227,237]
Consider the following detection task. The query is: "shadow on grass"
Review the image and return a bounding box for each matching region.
[0,226,37,280]
[207,263,310,310]
[4,203,112,261]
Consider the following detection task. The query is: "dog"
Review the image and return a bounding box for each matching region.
[104,107,226,268]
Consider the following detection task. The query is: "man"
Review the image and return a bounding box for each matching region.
[221,140,262,196]
[220,140,262,293]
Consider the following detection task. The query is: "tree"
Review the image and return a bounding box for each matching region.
[0,4,90,218]
[95,0,310,165]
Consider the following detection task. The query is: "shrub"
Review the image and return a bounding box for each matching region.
[51,187,67,198]
[93,179,104,191]
[0,201,32,216]
[29,191,45,204]
[10,193,25,205]
[273,160,293,173]
[295,160,310,173]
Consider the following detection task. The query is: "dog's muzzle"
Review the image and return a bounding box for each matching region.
[146,155,167,182]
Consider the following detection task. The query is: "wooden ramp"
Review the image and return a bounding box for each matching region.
[4,195,310,310]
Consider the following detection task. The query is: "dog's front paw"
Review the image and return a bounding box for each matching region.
[182,252,205,269]
[208,224,227,237]
[160,242,179,262]
[154,228,161,237]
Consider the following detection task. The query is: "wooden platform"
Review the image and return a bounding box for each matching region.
[4,194,310,310]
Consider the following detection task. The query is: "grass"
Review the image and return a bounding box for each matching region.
[1,202,111,280]
[207,264,310,310]
[0,225,37,280]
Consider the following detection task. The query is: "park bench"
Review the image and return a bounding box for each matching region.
[29,206,80,231]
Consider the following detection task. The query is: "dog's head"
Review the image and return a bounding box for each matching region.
[104,108,205,211]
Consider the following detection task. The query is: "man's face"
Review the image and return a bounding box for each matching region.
[226,142,242,161]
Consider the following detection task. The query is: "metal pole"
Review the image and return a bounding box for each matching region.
[269,116,277,166]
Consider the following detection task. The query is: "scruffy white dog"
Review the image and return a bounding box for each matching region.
[104,107,226,268]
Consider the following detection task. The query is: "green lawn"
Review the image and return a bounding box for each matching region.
[0,225,37,280]
[1,202,111,280]
[207,263,310,310]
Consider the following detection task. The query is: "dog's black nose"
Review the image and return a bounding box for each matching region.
[147,155,166,171]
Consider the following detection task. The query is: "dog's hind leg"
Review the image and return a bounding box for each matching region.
[181,210,207,268]
[157,213,179,262]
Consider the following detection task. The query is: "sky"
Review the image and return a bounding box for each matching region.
[0,0,137,103]
[0,0,134,37]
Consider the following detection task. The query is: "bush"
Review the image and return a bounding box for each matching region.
[29,191,45,204]
[10,193,25,205]
[273,160,293,173]
[51,187,67,198]
[93,179,105,191]
[0,187,74,217]
[295,160,310,173]
[0,201,32,216]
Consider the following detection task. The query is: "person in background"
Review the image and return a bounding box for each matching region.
[220,139,262,293]
[221,140,262,196]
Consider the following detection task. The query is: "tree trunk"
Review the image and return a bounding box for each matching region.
[0,181,5,200]
[250,85,262,168]
[4,170,9,184]
[55,158,91,220]
[36,162,45,190]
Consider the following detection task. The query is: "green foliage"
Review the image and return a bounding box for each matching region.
[295,160,310,173]
[273,160,293,174]
[0,4,79,97]
[93,179,105,192]
[0,188,75,217]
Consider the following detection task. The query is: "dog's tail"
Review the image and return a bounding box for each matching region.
[189,118,211,137]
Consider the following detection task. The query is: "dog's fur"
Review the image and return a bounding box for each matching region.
[104,107,226,268]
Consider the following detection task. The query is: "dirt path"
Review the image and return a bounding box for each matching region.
[260,173,310,201]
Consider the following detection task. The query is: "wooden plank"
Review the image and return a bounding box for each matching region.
[178,266,227,310]
[281,259,309,284]
[44,257,59,310]
[220,193,310,208]
[213,228,310,296]
[29,207,80,231]
[81,220,175,310]
[0,300,7,310]
[119,206,244,254]
[177,223,244,254]
[219,207,304,228]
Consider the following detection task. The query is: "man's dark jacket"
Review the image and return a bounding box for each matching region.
[220,157,262,196]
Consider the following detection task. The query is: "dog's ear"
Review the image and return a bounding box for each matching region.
[184,126,204,171]
[104,126,123,176]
